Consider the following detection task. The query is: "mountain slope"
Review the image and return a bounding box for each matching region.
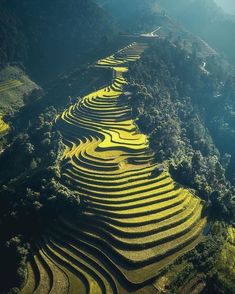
[20,42,206,294]
[0,0,116,82]
[158,0,235,65]
[95,0,163,32]
[0,1,235,293]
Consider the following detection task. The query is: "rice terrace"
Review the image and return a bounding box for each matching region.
[1,1,235,293]
[20,42,207,294]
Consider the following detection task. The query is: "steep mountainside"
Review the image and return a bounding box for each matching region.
[0,65,39,150]
[20,42,206,294]
[158,0,235,65]
[127,38,235,293]
[95,0,228,64]
[0,0,116,82]
[0,1,235,293]
[0,66,39,116]
[96,0,163,32]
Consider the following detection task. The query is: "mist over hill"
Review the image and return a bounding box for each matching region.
[157,0,235,65]
[96,0,235,65]
[215,0,235,15]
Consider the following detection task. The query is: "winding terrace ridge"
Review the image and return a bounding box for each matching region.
[21,42,207,293]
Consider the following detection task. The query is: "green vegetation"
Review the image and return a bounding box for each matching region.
[126,38,235,292]
[0,1,235,292]
[0,66,39,149]
[215,226,235,291]
[0,0,117,82]
[0,107,81,292]
[0,115,10,134]
[127,38,235,224]
[0,66,39,115]
[0,79,23,94]
[1,35,233,293]
[17,42,207,294]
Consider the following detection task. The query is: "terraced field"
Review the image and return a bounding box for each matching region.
[0,79,23,134]
[21,42,206,293]
[0,79,23,94]
[0,115,10,134]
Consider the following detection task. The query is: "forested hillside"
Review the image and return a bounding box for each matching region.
[0,45,114,293]
[96,0,162,32]
[128,38,235,215]
[127,38,235,292]
[95,0,230,69]
[158,0,235,65]
[0,0,116,82]
[0,0,235,293]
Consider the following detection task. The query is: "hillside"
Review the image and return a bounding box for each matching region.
[95,0,161,32]
[215,0,235,15]
[0,1,235,293]
[0,38,232,294]
[0,65,39,148]
[0,66,39,115]
[20,42,207,294]
[158,0,235,65]
[127,38,235,292]
[95,0,230,68]
[0,0,116,82]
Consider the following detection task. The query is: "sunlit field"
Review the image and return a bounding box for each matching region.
[0,115,10,134]
[21,42,206,293]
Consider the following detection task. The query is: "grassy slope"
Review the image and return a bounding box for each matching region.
[0,65,39,139]
[0,66,39,115]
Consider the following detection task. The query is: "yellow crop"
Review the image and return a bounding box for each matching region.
[0,115,10,134]
[22,41,206,294]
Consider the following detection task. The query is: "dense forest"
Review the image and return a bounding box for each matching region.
[0,0,116,82]
[128,38,235,221]
[0,106,82,291]
[127,38,235,292]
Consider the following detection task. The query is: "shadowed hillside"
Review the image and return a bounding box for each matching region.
[158,0,235,65]
[0,0,116,82]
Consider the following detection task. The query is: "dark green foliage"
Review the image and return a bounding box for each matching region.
[127,36,235,292]
[0,236,30,293]
[0,107,61,183]
[0,0,116,82]
[0,107,81,293]
[95,0,164,33]
[128,39,235,223]
[168,222,226,293]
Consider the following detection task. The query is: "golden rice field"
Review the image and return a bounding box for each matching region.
[21,42,206,293]
[0,115,10,134]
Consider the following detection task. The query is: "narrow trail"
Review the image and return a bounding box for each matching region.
[21,42,206,294]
